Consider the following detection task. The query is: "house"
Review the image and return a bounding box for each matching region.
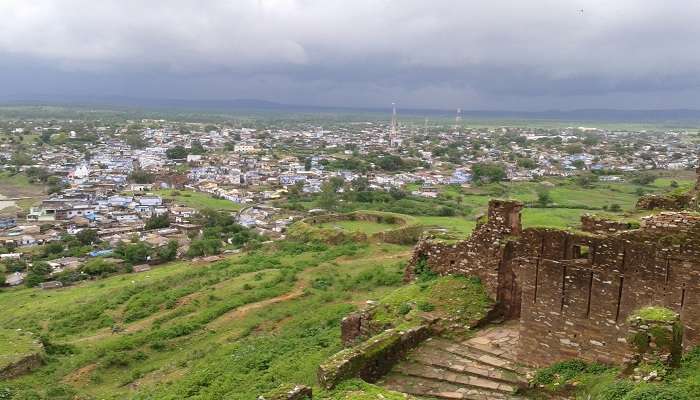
[187,154,203,163]
[138,196,163,207]
[5,272,26,286]
[0,217,17,229]
[132,264,151,273]
[107,195,133,208]
[0,253,22,260]
[39,281,63,290]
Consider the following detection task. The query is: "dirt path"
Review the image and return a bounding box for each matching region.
[206,250,411,329]
[70,249,412,344]
[207,284,306,329]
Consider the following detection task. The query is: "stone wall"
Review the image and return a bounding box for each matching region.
[405,199,523,318]
[340,304,388,347]
[580,214,635,234]
[514,223,700,367]
[257,384,312,400]
[406,200,700,368]
[641,212,700,234]
[636,193,692,211]
[0,353,43,380]
[318,325,430,389]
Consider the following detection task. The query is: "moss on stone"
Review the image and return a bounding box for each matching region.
[630,307,678,323]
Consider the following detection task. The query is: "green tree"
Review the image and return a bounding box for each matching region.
[572,160,586,170]
[25,261,51,287]
[189,140,206,155]
[317,181,339,210]
[575,173,599,188]
[517,158,537,169]
[537,189,552,207]
[145,214,170,230]
[129,169,155,184]
[157,240,179,262]
[166,145,188,159]
[187,238,222,257]
[472,163,507,184]
[75,229,98,245]
[125,133,147,149]
[115,242,152,265]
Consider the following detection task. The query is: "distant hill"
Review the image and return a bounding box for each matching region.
[4,95,700,123]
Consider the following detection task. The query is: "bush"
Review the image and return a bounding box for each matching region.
[398,303,412,315]
[596,380,635,400]
[532,359,608,387]
[417,301,435,312]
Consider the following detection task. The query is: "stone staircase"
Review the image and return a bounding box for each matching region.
[379,322,533,400]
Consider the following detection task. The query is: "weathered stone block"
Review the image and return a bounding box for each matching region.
[257,384,312,400]
[318,325,430,389]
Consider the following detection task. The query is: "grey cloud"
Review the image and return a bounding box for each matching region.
[1,0,700,109]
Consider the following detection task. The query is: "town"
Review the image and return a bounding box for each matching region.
[0,110,698,290]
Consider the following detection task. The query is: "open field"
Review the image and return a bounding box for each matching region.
[0,241,413,399]
[154,189,242,212]
[0,172,45,213]
[317,219,399,234]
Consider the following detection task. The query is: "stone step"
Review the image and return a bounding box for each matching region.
[462,337,517,361]
[408,344,528,386]
[426,338,531,376]
[381,373,526,400]
[393,361,519,394]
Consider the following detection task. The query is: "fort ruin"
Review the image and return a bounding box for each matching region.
[406,199,700,368]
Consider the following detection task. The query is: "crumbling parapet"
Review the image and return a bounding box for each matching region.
[487,199,524,235]
[257,384,312,400]
[641,212,700,234]
[625,307,683,368]
[318,325,431,389]
[580,214,636,234]
[340,302,389,347]
[636,193,692,211]
[404,200,523,297]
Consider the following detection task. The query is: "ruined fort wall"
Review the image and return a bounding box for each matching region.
[516,228,700,367]
[406,199,700,368]
[405,200,523,304]
[580,214,634,234]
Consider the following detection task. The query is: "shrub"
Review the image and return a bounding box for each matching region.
[417,301,435,312]
[597,380,635,400]
[533,359,604,387]
[398,303,412,315]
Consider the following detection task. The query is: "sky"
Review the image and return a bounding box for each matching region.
[1,0,699,110]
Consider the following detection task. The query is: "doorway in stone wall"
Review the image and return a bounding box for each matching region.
[496,241,522,319]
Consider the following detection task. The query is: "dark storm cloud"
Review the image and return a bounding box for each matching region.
[2,0,700,109]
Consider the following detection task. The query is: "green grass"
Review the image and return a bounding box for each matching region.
[317,220,399,234]
[371,275,492,329]
[0,172,45,211]
[531,352,700,400]
[630,306,678,323]
[0,329,42,369]
[0,241,413,399]
[412,215,476,236]
[153,189,242,212]
[522,208,592,229]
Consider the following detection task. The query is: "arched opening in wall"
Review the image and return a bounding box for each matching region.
[496,241,521,319]
[572,245,590,259]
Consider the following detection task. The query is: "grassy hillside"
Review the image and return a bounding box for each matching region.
[0,330,42,371]
[0,240,413,399]
[529,353,700,400]
[154,189,242,212]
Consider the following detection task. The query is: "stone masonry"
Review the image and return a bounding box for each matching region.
[406,199,700,368]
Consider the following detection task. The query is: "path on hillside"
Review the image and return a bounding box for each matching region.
[206,250,411,329]
[69,250,411,344]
